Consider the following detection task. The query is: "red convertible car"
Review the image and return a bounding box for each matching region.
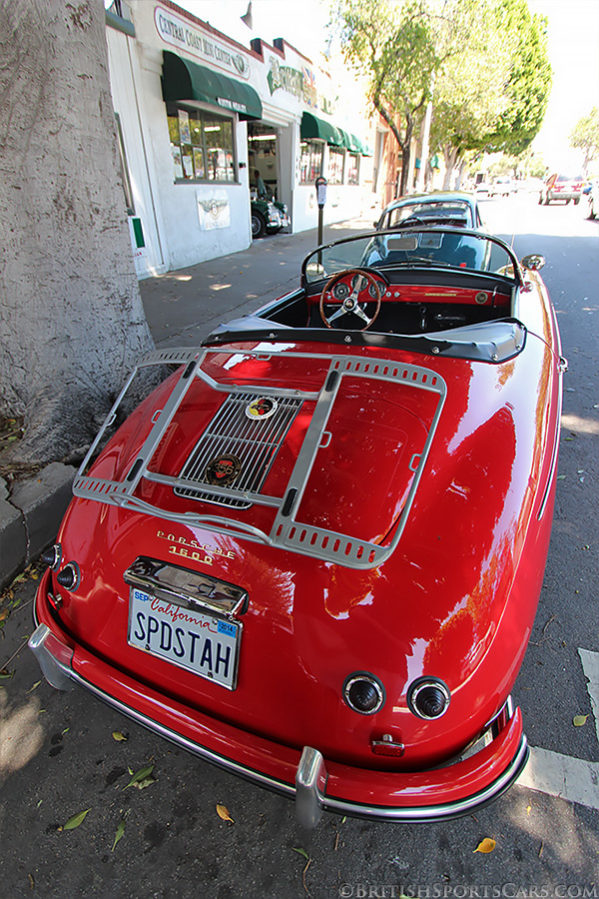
[31,227,565,826]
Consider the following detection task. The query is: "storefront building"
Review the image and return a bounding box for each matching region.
[105,1,374,277]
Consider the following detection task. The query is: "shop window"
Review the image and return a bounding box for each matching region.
[167,104,236,183]
[347,152,360,186]
[328,147,345,185]
[300,140,324,183]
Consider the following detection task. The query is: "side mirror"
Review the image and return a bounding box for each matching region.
[521,253,545,272]
[374,220,380,229]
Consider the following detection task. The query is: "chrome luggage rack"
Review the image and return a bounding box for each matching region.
[73,345,446,569]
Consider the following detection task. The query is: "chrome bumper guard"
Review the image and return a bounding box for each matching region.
[29,622,528,828]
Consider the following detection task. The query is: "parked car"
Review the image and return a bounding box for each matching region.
[490,177,516,197]
[474,180,491,198]
[251,196,290,238]
[31,224,564,826]
[374,191,484,230]
[539,173,584,205]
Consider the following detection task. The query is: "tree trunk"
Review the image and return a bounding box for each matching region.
[398,130,411,197]
[0,0,154,467]
[442,146,459,190]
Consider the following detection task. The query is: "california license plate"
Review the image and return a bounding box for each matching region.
[128,587,241,690]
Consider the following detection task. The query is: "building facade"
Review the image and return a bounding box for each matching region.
[105,1,375,277]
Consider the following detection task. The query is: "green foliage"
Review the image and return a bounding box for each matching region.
[333,0,439,194]
[333,0,551,191]
[431,0,551,162]
[569,107,599,171]
[484,0,552,155]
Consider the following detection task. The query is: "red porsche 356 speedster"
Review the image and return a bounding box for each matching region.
[31,227,564,825]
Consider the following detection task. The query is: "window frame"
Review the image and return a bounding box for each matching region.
[299,139,325,184]
[346,151,360,186]
[167,102,238,185]
[327,146,346,185]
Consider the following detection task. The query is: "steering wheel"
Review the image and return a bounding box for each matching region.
[319,268,385,330]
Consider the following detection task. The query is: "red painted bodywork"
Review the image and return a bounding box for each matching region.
[34,260,562,816]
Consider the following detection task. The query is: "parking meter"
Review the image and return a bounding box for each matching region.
[315,176,327,248]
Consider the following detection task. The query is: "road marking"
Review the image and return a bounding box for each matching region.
[517,747,599,809]
[516,647,599,810]
[579,647,599,743]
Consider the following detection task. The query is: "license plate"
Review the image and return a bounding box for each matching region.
[128,587,241,690]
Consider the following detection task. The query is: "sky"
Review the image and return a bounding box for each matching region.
[179,0,599,172]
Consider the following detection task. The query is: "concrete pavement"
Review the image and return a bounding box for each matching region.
[139,213,377,347]
[0,213,377,588]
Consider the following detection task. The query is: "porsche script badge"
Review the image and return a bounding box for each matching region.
[205,454,242,486]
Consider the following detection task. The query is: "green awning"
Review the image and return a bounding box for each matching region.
[161,51,262,121]
[300,112,344,147]
[301,113,371,154]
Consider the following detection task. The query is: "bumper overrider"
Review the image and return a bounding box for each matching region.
[31,574,528,828]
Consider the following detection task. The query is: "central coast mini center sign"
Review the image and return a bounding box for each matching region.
[154,5,251,79]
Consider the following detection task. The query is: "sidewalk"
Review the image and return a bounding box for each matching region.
[139,212,376,346]
[0,213,376,588]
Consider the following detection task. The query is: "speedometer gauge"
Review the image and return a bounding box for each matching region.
[332,281,351,300]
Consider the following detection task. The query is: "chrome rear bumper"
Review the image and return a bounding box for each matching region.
[29,622,529,828]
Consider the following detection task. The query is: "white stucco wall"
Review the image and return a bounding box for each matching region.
[106,27,166,278]
[112,1,376,273]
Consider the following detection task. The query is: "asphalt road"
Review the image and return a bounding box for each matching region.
[1,192,597,898]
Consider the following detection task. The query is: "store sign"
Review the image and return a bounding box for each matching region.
[197,191,230,230]
[267,57,333,113]
[155,6,251,79]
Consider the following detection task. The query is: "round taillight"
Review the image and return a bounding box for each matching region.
[407,677,450,720]
[343,672,385,715]
[56,561,80,591]
[41,543,62,571]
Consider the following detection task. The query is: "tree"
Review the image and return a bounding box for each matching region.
[483,0,552,155]
[333,0,439,196]
[569,107,599,175]
[0,0,154,469]
[430,0,551,185]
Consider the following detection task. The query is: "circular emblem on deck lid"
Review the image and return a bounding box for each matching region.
[245,396,278,421]
[205,454,242,486]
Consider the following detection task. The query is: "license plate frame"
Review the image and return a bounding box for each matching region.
[127,587,242,690]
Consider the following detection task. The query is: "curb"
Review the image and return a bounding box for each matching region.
[0,462,76,590]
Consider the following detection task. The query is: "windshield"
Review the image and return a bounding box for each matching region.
[303,229,519,285]
[388,201,471,226]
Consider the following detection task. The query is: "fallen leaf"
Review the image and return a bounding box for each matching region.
[112,731,128,742]
[62,808,91,831]
[111,819,126,851]
[292,847,310,861]
[216,803,234,824]
[27,680,41,694]
[131,775,156,791]
[28,874,34,890]
[0,609,9,622]
[556,475,566,480]
[474,837,496,854]
[573,715,588,727]
[526,804,531,816]
[0,668,14,680]
[124,764,155,789]
[302,857,312,896]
